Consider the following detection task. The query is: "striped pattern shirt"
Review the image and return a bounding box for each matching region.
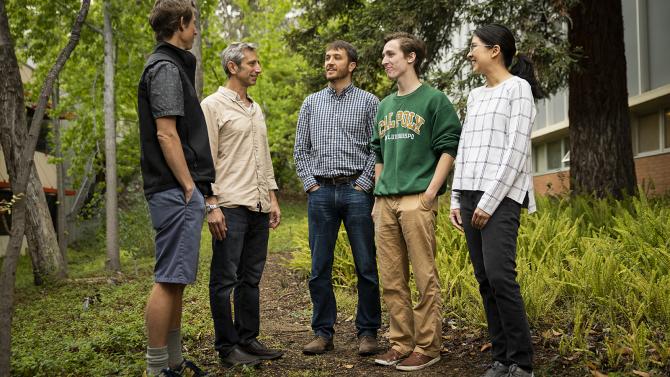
[294,84,379,192]
[451,76,537,214]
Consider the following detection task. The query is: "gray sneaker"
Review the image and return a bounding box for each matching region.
[481,361,509,377]
[507,364,534,377]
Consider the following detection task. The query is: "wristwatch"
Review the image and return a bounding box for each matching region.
[206,204,220,213]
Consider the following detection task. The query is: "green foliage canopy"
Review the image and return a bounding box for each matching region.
[287,0,577,110]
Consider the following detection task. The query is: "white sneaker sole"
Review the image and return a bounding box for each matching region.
[374,357,403,366]
[395,355,441,371]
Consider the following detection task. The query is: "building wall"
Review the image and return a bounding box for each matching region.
[532,152,670,196]
[530,0,670,198]
[635,152,670,195]
[533,170,570,196]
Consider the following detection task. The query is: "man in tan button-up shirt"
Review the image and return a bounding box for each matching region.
[201,42,283,368]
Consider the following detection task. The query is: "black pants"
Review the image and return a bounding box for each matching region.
[209,207,269,356]
[459,190,533,370]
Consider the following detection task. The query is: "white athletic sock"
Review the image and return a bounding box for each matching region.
[146,345,169,376]
[167,328,184,369]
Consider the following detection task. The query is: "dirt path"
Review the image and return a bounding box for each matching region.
[201,249,582,377]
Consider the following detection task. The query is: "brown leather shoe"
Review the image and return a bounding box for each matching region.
[395,352,441,371]
[358,335,379,356]
[374,348,408,366]
[302,336,334,355]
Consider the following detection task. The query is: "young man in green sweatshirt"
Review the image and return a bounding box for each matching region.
[371,32,461,372]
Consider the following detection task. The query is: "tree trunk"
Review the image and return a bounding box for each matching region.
[568,0,636,198]
[0,2,33,372]
[25,164,66,281]
[192,0,203,99]
[103,0,119,272]
[0,1,89,374]
[54,82,69,265]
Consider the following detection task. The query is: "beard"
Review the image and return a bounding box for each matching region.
[325,67,349,82]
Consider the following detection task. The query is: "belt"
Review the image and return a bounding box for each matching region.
[315,174,360,185]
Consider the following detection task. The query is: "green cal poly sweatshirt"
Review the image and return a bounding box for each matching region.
[371,84,462,196]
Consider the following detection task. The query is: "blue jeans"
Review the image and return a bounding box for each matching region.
[307,182,381,339]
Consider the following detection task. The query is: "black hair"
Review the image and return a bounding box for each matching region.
[473,24,544,99]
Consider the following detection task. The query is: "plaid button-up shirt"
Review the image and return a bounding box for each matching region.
[451,76,537,214]
[294,84,379,192]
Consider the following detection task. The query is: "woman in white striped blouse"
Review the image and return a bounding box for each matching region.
[449,24,545,377]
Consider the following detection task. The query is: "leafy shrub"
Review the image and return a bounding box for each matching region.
[289,193,670,373]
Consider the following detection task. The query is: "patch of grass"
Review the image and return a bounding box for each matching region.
[10,198,309,376]
[268,195,307,254]
[289,193,670,375]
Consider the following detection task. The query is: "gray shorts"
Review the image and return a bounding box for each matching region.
[147,187,205,284]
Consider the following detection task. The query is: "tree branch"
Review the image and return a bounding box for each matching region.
[85,21,103,35]
[24,0,91,164]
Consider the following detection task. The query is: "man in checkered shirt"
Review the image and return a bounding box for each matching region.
[293,40,381,357]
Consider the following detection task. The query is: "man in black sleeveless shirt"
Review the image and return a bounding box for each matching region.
[137,1,214,376]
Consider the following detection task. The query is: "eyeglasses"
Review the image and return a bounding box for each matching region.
[469,44,492,52]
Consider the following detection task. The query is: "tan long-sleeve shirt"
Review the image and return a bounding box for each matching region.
[201,86,278,213]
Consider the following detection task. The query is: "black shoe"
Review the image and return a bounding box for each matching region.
[143,368,181,377]
[174,359,208,376]
[219,346,262,368]
[160,369,182,377]
[239,339,284,360]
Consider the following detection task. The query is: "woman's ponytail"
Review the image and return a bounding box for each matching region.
[510,54,544,99]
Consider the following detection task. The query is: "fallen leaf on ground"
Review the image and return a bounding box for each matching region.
[480,342,492,352]
[590,370,607,377]
[617,346,633,355]
[343,364,354,369]
[632,371,650,377]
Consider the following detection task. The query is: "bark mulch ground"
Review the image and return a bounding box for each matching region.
[195,250,585,377]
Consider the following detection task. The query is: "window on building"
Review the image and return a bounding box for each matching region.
[547,90,567,125]
[622,0,640,96]
[534,144,547,173]
[665,109,670,149]
[547,139,563,170]
[562,138,570,167]
[534,100,547,131]
[648,0,670,90]
[533,137,570,175]
[638,112,660,153]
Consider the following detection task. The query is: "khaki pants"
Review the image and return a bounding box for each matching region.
[373,193,442,358]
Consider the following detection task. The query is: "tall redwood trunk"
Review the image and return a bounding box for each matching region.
[568,0,636,198]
